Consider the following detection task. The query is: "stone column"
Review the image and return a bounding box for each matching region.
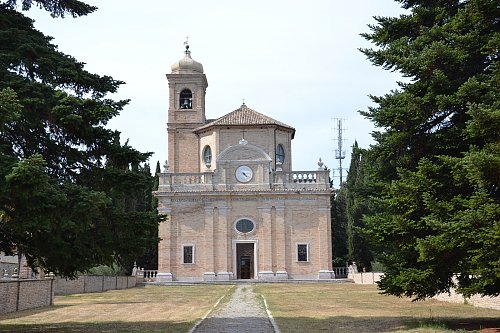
[203,207,216,281]
[318,206,333,279]
[216,207,230,281]
[275,206,288,279]
[258,206,274,280]
[157,208,173,281]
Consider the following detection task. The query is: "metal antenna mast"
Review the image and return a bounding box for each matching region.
[333,118,347,188]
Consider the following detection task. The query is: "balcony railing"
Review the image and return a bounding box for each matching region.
[157,169,330,192]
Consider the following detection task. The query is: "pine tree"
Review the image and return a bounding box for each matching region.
[360,0,499,299]
[0,2,158,277]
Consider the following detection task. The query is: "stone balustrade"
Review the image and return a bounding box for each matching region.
[332,266,349,279]
[140,269,158,282]
[157,169,330,192]
[158,172,214,192]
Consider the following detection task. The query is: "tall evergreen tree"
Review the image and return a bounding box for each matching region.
[0,1,158,277]
[152,160,160,210]
[136,161,161,270]
[360,0,499,299]
[331,188,349,267]
[345,142,373,271]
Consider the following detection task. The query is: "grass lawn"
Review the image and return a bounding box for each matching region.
[254,283,500,333]
[0,284,232,333]
[1,283,498,333]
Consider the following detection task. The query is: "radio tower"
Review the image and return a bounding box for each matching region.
[333,118,347,188]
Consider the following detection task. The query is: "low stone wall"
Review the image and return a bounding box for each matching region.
[434,286,500,311]
[0,279,54,315]
[347,267,500,310]
[350,271,384,284]
[347,264,383,284]
[55,275,137,295]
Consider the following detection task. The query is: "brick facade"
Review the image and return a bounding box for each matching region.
[155,46,333,282]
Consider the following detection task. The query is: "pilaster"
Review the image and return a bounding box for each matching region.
[275,206,288,279]
[318,206,333,279]
[157,209,173,281]
[215,207,231,280]
[258,206,274,280]
[203,207,216,281]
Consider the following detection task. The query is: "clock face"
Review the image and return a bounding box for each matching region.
[235,165,253,183]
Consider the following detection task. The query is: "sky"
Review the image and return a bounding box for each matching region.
[25,0,406,187]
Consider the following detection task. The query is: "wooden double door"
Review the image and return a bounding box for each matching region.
[236,243,254,279]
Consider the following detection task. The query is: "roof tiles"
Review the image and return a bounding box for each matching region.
[195,104,295,134]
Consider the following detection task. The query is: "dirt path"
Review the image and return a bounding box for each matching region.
[193,285,276,333]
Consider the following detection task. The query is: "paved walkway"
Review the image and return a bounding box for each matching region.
[193,285,276,333]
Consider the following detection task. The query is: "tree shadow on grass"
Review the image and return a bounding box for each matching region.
[273,316,500,333]
[0,305,71,321]
[0,320,192,333]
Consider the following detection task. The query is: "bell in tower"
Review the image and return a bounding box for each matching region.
[180,89,192,109]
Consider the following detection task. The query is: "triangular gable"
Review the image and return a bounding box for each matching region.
[194,104,295,137]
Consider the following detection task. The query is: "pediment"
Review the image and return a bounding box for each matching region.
[217,143,272,163]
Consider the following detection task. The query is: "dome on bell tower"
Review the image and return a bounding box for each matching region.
[171,44,204,74]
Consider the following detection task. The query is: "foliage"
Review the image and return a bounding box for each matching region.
[360,0,499,299]
[345,142,373,271]
[135,161,160,270]
[371,261,386,273]
[1,0,96,18]
[331,187,349,267]
[0,3,159,277]
[86,263,126,276]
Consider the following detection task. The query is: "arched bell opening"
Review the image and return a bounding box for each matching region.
[179,89,193,109]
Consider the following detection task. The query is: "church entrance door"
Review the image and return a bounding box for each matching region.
[236,243,254,279]
[240,256,251,279]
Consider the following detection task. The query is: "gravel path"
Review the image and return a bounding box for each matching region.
[193,285,276,333]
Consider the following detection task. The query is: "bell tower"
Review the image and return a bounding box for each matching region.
[166,42,208,173]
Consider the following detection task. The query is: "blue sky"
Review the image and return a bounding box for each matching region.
[25,0,406,187]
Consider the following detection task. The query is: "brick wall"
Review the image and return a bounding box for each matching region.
[54,275,138,295]
[0,279,54,315]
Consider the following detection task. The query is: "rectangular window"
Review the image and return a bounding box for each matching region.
[182,245,194,264]
[297,243,309,262]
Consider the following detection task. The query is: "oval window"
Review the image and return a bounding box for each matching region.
[203,145,212,166]
[276,144,285,163]
[235,219,255,233]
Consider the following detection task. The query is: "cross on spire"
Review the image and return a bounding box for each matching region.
[184,36,190,53]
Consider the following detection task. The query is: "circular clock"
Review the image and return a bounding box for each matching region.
[235,165,253,183]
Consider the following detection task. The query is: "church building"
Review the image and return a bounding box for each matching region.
[155,44,334,281]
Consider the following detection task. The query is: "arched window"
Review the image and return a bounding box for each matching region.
[276,144,285,164]
[235,219,255,234]
[202,145,212,167]
[179,89,192,109]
